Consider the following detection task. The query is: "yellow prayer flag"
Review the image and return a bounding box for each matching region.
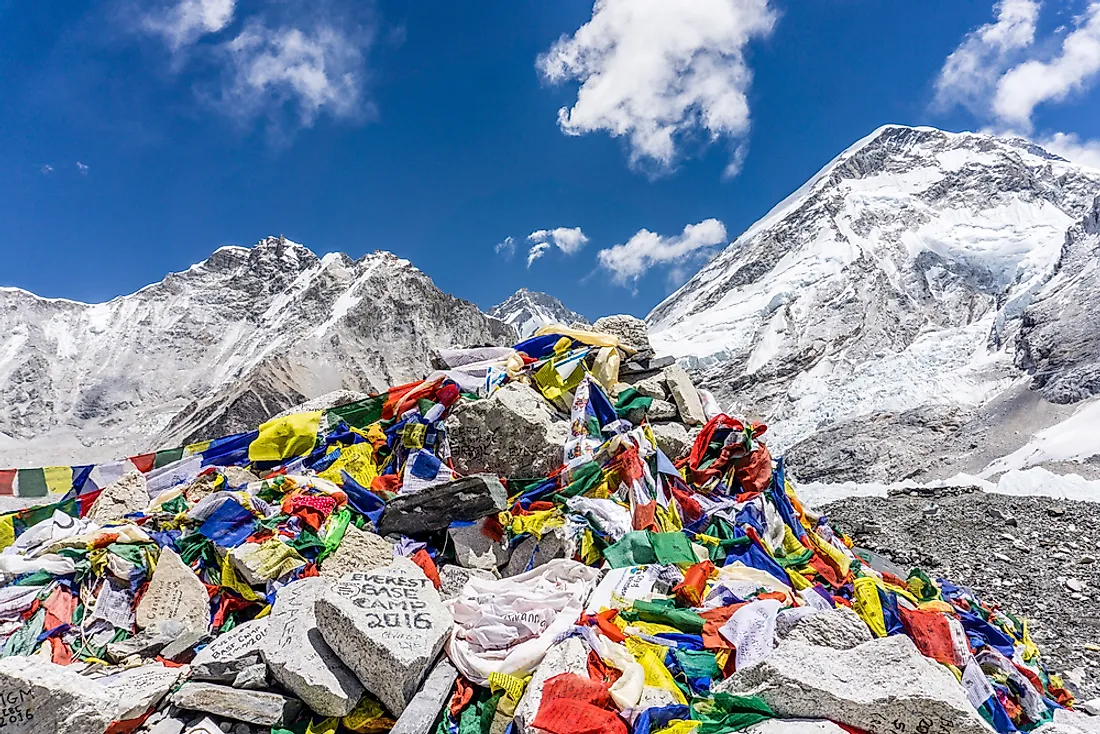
[318,442,378,488]
[853,576,888,638]
[488,671,529,702]
[0,516,15,552]
[184,440,213,456]
[43,466,72,495]
[248,411,322,462]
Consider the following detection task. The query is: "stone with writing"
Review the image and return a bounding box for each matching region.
[101,663,186,720]
[719,635,991,734]
[191,618,268,683]
[0,656,120,734]
[315,565,452,716]
[171,683,302,727]
[261,577,364,717]
[136,547,211,634]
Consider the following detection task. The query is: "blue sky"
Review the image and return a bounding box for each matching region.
[3,0,1100,320]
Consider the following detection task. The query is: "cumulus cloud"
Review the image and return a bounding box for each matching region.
[598,218,727,286]
[495,236,516,257]
[142,0,236,50]
[222,21,366,126]
[537,0,777,173]
[527,227,590,255]
[1035,131,1100,168]
[527,242,551,268]
[993,3,1100,129]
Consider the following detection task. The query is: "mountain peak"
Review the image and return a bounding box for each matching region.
[489,288,588,338]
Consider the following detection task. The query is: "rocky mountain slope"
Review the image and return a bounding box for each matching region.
[488,287,588,338]
[0,236,514,467]
[647,125,1100,482]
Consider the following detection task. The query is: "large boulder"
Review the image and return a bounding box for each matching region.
[720,635,990,734]
[315,566,452,716]
[777,606,873,650]
[170,683,303,727]
[0,656,119,734]
[86,469,149,524]
[649,422,698,460]
[591,315,653,356]
[378,474,508,537]
[136,547,210,634]
[261,578,364,717]
[448,382,569,479]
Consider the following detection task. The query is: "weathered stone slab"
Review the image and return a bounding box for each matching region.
[630,373,668,400]
[105,626,177,663]
[663,365,706,426]
[231,664,269,691]
[378,474,507,537]
[319,523,394,579]
[720,636,990,734]
[0,656,118,734]
[388,657,459,734]
[777,606,872,650]
[160,629,209,662]
[191,618,268,682]
[171,683,302,727]
[86,469,150,524]
[101,663,185,720]
[261,577,363,718]
[316,566,452,716]
[136,547,211,634]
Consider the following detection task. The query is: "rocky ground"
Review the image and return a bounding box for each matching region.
[822,485,1100,698]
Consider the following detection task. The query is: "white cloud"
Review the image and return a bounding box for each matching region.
[143,0,236,50]
[40,164,54,175]
[495,236,516,257]
[993,3,1100,129]
[222,21,365,126]
[1035,131,1100,168]
[527,227,590,255]
[598,218,727,286]
[934,0,1039,115]
[76,162,89,174]
[537,0,777,173]
[527,242,551,268]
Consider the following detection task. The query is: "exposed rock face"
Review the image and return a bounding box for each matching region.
[378,474,508,537]
[1017,197,1100,404]
[721,636,990,734]
[85,469,150,524]
[647,126,1100,480]
[663,365,706,426]
[489,288,588,339]
[0,236,515,467]
[315,567,452,716]
[448,382,569,479]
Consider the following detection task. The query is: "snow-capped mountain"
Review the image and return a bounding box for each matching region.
[0,237,515,467]
[647,125,1100,480]
[488,288,588,338]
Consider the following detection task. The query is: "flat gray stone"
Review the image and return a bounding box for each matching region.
[231,664,269,691]
[160,629,209,662]
[316,567,452,716]
[136,547,211,634]
[663,364,706,426]
[388,657,458,734]
[505,529,564,578]
[101,663,186,720]
[262,577,363,718]
[86,469,150,524]
[720,635,990,734]
[191,619,268,682]
[646,399,678,421]
[319,523,394,579]
[0,656,118,734]
[630,373,669,400]
[147,717,187,734]
[171,683,302,727]
[378,474,508,537]
[105,626,176,663]
[448,518,510,571]
[649,422,698,460]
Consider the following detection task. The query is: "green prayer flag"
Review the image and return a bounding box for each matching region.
[603,531,658,568]
[153,447,185,469]
[673,648,722,681]
[614,387,654,418]
[628,598,705,634]
[16,469,47,498]
[692,692,775,733]
[650,531,697,565]
[558,460,603,498]
[328,394,385,429]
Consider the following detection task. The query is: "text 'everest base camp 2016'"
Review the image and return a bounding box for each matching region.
[2,125,1100,734]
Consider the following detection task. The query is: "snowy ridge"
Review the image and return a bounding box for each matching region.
[0,236,515,467]
[647,125,1100,475]
[488,288,588,338]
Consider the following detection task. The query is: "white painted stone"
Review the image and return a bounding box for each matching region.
[720,635,990,734]
[316,566,452,716]
[136,547,211,634]
[261,577,363,718]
